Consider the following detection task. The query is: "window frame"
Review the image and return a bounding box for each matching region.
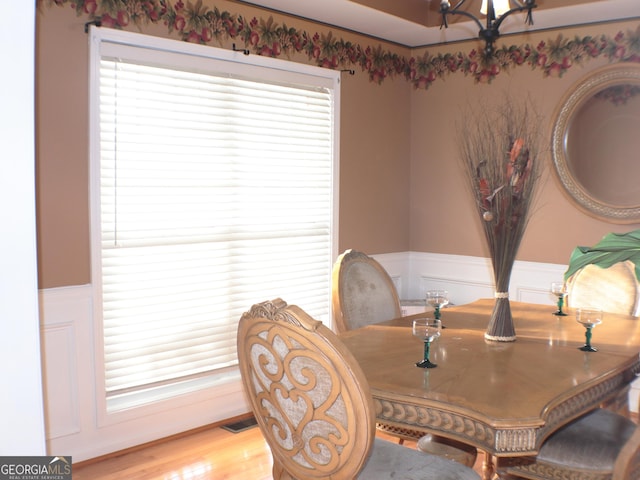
[88,26,340,427]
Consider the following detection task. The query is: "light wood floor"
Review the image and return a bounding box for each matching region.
[70,409,640,479]
[72,418,487,479]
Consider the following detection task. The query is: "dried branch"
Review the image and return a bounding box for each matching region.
[458,97,543,340]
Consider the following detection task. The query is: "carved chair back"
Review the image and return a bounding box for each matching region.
[236,298,375,479]
[331,249,402,334]
[567,260,640,317]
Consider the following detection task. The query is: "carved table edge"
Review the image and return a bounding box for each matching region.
[372,396,537,455]
[371,359,640,456]
[537,359,640,443]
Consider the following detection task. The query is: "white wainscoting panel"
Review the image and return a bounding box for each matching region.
[39,285,250,462]
[41,324,80,439]
[39,286,92,441]
[375,251,568,306]
[38,252,639,460]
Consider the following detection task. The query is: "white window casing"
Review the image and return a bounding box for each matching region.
[89,27,339,421]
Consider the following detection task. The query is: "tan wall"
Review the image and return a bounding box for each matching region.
[410,20,640,265]
[36,6,91,288]
[339,73,411,255]
[35,2,639,288]
[35,1,412,288]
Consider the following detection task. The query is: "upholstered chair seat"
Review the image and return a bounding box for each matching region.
[362,438,478,479]
[498,408,640,480]
[237,299,481,480]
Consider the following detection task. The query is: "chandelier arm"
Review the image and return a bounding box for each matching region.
[440,9,485,32]
[491,4,537,30]
[450,0,469,10]
[525,7,534,25]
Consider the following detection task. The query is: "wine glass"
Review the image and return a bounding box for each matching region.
[426,290,449,322]
[576,308,603,352]
[551,282,568,316]
[412,318,442,368]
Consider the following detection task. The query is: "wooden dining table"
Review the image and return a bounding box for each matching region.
[339,299,640,479]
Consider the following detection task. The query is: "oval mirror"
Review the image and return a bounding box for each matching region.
[551,63,640,223]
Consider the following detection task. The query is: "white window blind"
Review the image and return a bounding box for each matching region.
[91,31,337,412]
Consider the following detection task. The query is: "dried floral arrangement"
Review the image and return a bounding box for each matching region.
[459,99,543,341]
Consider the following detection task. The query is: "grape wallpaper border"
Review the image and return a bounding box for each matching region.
[40,0,640,88]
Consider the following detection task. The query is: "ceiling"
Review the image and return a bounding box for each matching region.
[237,0,640,48]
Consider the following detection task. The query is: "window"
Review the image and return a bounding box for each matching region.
[89,28,339,413]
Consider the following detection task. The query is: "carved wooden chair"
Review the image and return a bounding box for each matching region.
[566,260,640,317]
[497,408,640,480]
[330,249,478,467]
[236,299,481,480]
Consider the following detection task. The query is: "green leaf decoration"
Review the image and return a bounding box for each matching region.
[564,230,640,282]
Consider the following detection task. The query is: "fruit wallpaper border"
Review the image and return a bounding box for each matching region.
[40,0,640,88]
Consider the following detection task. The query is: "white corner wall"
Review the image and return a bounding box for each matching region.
[0,2,47,455]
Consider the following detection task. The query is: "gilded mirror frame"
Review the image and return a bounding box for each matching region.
[551,63,640,223]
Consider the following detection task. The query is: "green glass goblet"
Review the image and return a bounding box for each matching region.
[412,318,442,368]
[551,282,568,316]
[426,289,449,322]
[576,308,603,352]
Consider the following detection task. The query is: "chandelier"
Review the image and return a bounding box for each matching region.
[439,0,537,57]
